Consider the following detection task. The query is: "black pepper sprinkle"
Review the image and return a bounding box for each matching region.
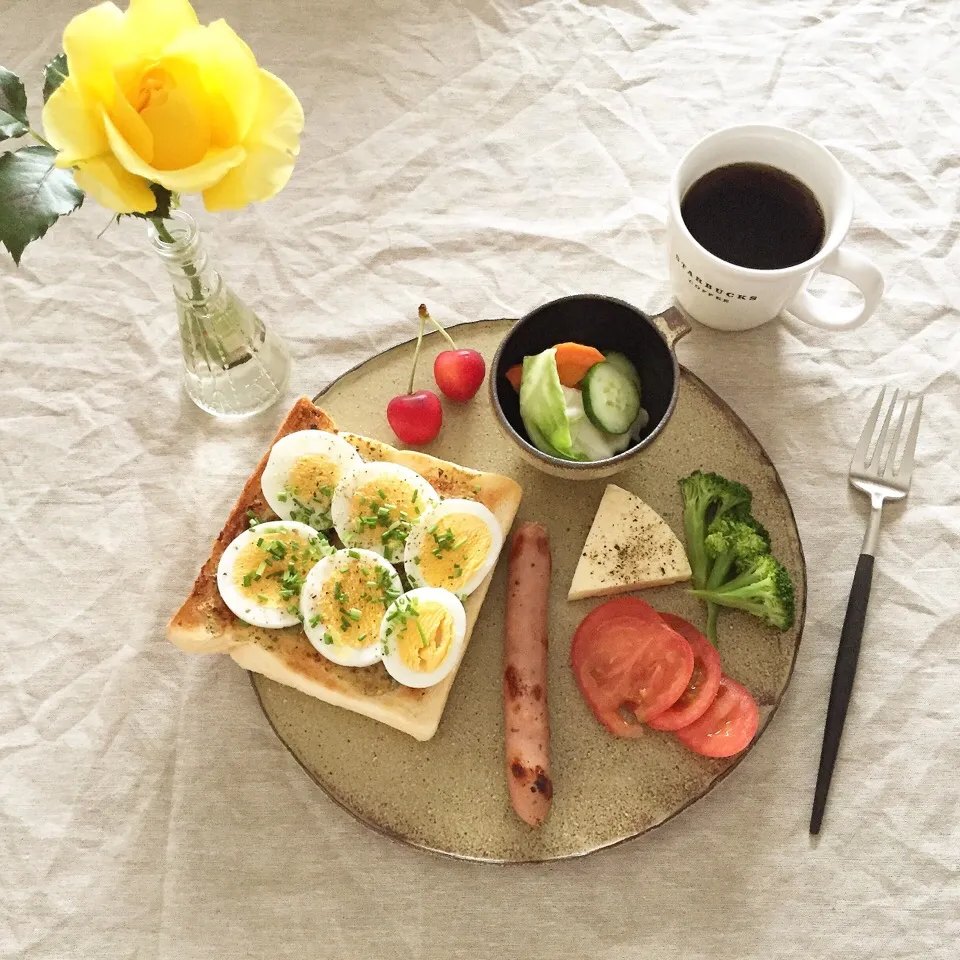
[584,515,683,580]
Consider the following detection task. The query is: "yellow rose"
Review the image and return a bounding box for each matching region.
[41,0,303,214]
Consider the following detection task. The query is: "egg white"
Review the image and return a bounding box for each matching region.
[300,548,402,667]
[216,520,327,629]
[403,498,502,597]
[260,430,362,530]
[380,587,467,688]
[331,461,439,562]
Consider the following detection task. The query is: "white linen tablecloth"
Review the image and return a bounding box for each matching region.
[2,0,958,957]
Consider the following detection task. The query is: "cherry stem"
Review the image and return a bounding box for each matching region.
[408,305,427,394]
[419,304,457,349]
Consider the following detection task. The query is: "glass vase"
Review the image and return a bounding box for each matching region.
[149,211,291,419]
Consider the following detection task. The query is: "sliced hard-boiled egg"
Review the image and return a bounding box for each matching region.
[217,520,332,629]
[331,461,440,563]
[403,498,502,597]
[260,430,363,530]
[300,548,402,666]
[380,587,467,688]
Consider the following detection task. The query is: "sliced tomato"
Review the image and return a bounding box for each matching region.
[647,614,722,732]
[674,675,759,758]
[571,597,694,736]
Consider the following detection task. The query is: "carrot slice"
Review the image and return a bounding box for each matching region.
[505,364,524,391]
[553,342,606,387]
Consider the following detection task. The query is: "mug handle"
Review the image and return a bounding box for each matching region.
[787,247,884,332]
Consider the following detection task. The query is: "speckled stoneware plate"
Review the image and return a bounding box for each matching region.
[251,319,806,862]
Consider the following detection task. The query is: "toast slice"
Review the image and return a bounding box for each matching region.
[168,397,522,741]
[567,483,691,600]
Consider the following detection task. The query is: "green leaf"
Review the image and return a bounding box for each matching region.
[0,66,29,141]
[42,53,68,103]
[0,145,83,265]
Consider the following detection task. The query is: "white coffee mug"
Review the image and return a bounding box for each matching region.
[667,124,884,331]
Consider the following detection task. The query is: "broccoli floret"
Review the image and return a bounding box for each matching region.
[692,554,795,631]
[679,470,752,589]
[704,514,771,589]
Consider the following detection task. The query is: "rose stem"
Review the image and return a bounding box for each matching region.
[152,215,203,303]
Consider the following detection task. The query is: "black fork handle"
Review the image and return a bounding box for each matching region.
[810,553,875,834]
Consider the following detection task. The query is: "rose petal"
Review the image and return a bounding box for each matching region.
[41,78,107,166]
[247,69,304,153]
[63,2,126,101]
[167,19,260,143]
[124,0,199,57]
[201,70,303,211]
[135,57,211,169]
[73,153,157,213]
[103,110,245,192]
[104,77,154,166]
[202,142,296,211]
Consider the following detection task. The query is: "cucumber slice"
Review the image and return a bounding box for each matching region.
[603,351,642,392]
[581,361,642,435]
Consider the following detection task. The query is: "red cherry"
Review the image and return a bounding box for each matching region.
[387,305,444,445]
[434,348,486,403]
[417,304,485,403]
[387,390,443,445]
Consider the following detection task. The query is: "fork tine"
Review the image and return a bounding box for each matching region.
[881,395,910,477]
[869,389,899,469]
[852,387,885,470]
[896,394,923,481]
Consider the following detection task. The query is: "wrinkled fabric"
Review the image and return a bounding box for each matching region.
[1,0,959,957]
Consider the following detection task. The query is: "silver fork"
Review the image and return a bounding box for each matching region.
[810,387,923,834]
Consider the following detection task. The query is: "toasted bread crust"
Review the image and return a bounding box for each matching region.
[167,397,338,653]
[167,398,522,740]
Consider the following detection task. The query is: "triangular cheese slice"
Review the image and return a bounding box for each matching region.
[568,484,692,600]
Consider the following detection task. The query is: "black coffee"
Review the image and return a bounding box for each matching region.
[680,162,825,270]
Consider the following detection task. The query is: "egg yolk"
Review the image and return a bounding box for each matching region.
[233,530,323,609]
[417,513,492,592]
[392,600,455,673]
[350,479,425,554]
[286,454,340,508]
[313,557,395,647]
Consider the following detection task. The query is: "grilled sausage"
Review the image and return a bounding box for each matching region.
[503,522,552,826]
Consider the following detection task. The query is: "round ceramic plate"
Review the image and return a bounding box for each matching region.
[251,319,806,862]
